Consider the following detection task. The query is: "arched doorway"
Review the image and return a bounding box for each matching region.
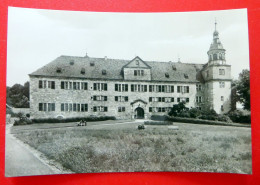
[135,107,144,119]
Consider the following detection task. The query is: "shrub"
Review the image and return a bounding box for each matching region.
[13,115,32,126]
[227,110,251,123]
[168,102,189,117]
[189,108,201,118]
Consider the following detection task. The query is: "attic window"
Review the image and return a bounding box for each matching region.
[172,65,176,70]
[81,68,85,74]
[165,73,169,78]
[136,60,139,65]
[70,60,74,65]
[102,70,107,75]
[90,61,95,66]
[56,67,62,73]
[184,74,189,79]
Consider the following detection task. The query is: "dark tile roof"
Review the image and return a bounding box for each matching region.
[29,55,204,83]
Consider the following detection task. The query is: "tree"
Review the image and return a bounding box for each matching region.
[168,102,189,116]
[236,69,250,110]
[6,81,30,108]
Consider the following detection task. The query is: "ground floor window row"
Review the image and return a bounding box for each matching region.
[61,103,88,112]
[38,103,55,111]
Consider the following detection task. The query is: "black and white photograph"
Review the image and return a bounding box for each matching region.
[5,7,251,177]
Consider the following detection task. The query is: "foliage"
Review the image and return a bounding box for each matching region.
[168,102,189,117]
[6,82,30,108]
[226,110,251,123]
[31,116,116,124]
[235,69,250,110]
[13,112,32,126]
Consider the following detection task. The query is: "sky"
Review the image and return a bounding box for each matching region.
[6,7,249,86]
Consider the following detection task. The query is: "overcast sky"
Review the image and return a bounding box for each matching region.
[7,7,249,86]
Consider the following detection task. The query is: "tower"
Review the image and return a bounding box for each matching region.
[201,21,232,114]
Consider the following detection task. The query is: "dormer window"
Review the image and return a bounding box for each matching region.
[81,68,85,74]
[165,73,169,78]
[184,74,189,79]
[90,61,95,66]
[102,70,107,75]
[56,67,62,73]
[70,60,74,65]
[172,65,176,70]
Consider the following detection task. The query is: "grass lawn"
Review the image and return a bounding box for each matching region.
[13,122,252,174]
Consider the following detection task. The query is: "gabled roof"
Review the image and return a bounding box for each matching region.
[29,55,204,83]
[122,56,151,69]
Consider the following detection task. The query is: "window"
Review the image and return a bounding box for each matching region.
[61,103,87,112]
[177,98,180,102]
[136,60,139,65]
[196,84,202,91]
[221,105,224,111]
[118,107,126,112]
[115,84,128,92]
[186,98,189,102]
[93,95,107,101]
[56,68,62,73]
[81,68,85,74]
[196,96,202,103]
[39,80,43,88]
[93,83,107,91]
[219,82,225,88]
[219,69,225,75]
[177,86,189,93]
[134,70,144,76]
[93,106,108,112]
[130,84,147,92]
[102,70,107,75]
[184,74,189,79]
[149,107,152,112]
[115,96,128,102]
[221,96,224,101]
[90,61,94,66]
[39,103,43,111]
[39,103,48,111]
[165,73,169,78]
[39,80,55,89]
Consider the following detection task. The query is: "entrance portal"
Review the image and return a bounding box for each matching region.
[135,107,144,119]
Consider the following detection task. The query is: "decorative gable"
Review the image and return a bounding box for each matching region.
[122,56,152,81]
[123,56,151,69]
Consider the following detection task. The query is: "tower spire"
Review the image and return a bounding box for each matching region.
[215,18,217,31]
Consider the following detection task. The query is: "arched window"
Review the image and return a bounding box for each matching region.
[213,54,218,60]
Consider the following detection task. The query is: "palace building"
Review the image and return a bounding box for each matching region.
[29,23,231,119]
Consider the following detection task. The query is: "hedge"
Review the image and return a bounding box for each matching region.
[144,121,173,125]
[151,115,250,127]
[31,116,116,124]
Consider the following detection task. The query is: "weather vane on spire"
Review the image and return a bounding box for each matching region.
[215,18,217,31]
